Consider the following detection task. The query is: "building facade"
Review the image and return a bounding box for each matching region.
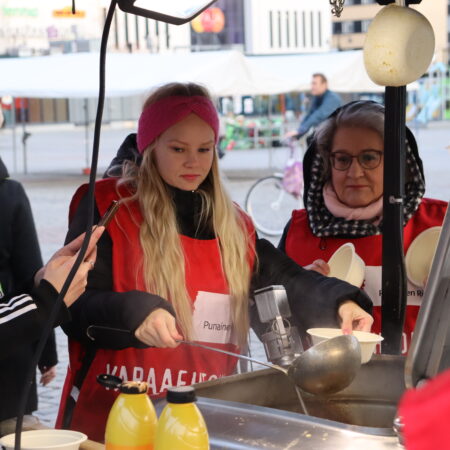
[0,0,104,56]
[244,0,331,54]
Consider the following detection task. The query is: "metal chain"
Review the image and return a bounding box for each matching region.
[329,0,346,18]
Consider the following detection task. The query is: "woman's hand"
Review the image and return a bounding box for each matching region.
[338,300,373,334]
[304,259,330,276]
[39,365,57,386]
[39,227,105,307]
[135,308,184,348]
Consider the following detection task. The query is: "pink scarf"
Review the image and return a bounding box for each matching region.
[323,182,383,224]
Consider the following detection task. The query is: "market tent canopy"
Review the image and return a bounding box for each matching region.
[246,51,395,93]
[0,49,415,98]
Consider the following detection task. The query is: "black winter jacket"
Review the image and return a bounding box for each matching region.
[0,158,59,421]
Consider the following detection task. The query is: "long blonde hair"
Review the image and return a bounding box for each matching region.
[120,83,254,347]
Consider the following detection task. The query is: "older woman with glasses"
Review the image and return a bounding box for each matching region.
[279,100,448,354]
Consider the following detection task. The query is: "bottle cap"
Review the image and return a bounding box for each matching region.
[97,373,123,390]
[120,381,149,394]
[166,386,197,404]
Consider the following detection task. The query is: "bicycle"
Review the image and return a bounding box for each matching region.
[245,137,306,237]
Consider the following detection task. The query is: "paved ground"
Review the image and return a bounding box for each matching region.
[1,120,449,427]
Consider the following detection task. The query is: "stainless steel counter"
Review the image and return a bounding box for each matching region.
[197,398,401,449]
[190,355,406,449]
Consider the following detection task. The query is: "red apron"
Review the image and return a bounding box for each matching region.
[57,178,255,442]
[285,198,447,355]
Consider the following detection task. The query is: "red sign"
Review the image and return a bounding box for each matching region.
[191,7,225,33]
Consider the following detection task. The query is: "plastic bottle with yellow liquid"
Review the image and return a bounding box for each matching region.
[154,386,209,450]
[99,375,158,450]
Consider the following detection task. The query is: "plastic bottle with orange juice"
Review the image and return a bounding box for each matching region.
[154,386,209,449]
[99,375,158,450]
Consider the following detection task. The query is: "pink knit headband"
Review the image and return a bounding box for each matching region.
[137,95,219,153]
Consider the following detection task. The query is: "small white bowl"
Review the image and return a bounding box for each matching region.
[307,328,384,364]
[0,430,87,450]
[405,226,442,288]
[327,243,365,288]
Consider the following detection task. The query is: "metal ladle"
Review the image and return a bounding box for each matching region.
[180,334,361,395]
[86,325,361,395]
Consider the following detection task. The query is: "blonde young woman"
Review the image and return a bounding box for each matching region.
[57,83,373,442]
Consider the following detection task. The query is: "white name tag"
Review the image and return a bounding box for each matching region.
[364,266,424,307]
[192,291,236,345]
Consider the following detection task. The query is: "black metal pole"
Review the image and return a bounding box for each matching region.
[381,86,407,354]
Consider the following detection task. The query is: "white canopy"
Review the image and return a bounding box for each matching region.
[0,49,409,98]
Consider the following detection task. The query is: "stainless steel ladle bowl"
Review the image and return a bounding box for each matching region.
[181,334,361,395]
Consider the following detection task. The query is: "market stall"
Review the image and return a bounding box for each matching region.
[5,1,449,449]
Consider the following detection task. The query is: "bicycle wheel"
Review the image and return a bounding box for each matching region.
[245,175,302,236]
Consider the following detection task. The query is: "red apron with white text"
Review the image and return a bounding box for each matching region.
[285,198,447,355]
[56,178,255,442]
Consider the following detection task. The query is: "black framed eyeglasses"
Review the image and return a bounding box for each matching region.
[330,150,383,171]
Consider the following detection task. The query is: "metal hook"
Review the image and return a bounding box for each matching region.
[329,0,346,18]
[389,195,403,204]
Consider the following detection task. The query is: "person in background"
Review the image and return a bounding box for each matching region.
[0,154,103,434]
[56,82,373,442]
[279,101,448,355]
[286,73,342,141]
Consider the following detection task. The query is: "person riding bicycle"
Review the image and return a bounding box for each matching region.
[286,73,342,143]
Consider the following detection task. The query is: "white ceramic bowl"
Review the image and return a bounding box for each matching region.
[363,4,435,86]
[405,226,441,288]
[307,328,384,364]
[327,243,365,288]
[0,430,87,450]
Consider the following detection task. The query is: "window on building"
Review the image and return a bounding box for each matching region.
[124,13,130,51]
[353,20,362,33]
[278,11,282,47]
[286,11,290,47]
[362,19,371,32]
[302,11,306,47]
[269,11,274,48]
[114,10,119,49]
[165,23,170,49]
[318,11,322,46]
[135,15,140,49]
[333,22,342,34]
[342,21,354,34]
[294,11,299,47]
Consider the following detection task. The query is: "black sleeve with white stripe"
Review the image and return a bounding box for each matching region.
[0,280,70,360]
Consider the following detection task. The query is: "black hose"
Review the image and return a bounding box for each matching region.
[14,1,118,448]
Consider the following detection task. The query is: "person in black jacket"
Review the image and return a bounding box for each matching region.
[0,157,58,435]
[0,228,103,360]
[0,156,103,435]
